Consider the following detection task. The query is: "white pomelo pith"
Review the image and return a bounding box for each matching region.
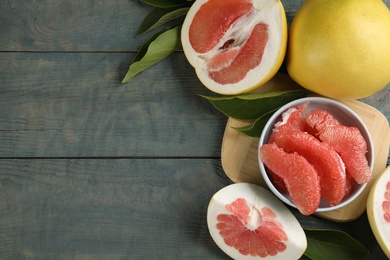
[367,166,390,258]
[181,0,287,95]
[207,183,306,259]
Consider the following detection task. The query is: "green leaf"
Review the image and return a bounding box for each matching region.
[232,108,278,137]
[201,89,309,120]
[137,7,189,36]
[122,25,182,83]
[140,0,192,8]
[303,229,370,260]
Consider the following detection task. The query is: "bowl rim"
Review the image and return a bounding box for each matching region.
[258,96,374,212]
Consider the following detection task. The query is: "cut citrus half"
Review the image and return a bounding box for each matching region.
[181,0,288,94]
[367,166,390,258]
[207,183,307,259]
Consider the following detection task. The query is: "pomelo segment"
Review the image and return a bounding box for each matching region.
[344,173,355,198]
[273,128,346,206]
[207,183,307,259]
[269,103,308,143]
[181,0,288,94]
[367,166,390,258]
[305,109,340,136]
[319,125,371,184]
[269,170,288,194]
[259,143,321,215]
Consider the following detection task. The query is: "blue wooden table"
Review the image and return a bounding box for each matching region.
[0,1,389,259]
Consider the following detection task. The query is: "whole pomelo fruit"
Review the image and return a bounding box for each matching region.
[286,0,390,100]
[181,0,287,95]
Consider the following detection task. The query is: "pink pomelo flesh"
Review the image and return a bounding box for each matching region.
[344,173,355,198]
[269,170,288,193]
[208,22,269,84]
[207,47,240,72]
[305,109,340,134]
[319,125,371,184]
[207,183,307,259]
[260,143,321,215]
[188,0,272,85]
[189,0,253,53]
[273,128,346,206]
[383,181,390,223]
[217,199,288,257]
[269,103,308,143]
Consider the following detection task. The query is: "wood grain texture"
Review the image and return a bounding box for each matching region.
[0,159,387,259]
[0,159,232,259]
[0,0,153,51]
[0,52,388,158]
[0,52,226,157]
[0,0,389,259]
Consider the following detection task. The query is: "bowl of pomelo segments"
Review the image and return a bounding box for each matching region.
[258,97,374,213]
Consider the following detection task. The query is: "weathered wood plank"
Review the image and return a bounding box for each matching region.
[0,52,389,158]
[0,159,387,259]
[3,0,389,52]
[0,159,231,259]
[0,52,226,157]
[0,0,153,51]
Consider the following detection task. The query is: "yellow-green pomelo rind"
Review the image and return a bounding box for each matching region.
[367,166,390,258]
[287,0,390,100]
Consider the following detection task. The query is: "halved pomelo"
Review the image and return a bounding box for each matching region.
[207,183,307,259]
[181,0,287,94]
[259,143,321,215]
[367,166,390,258]
[272,128,346,206]
[318,125,372,184]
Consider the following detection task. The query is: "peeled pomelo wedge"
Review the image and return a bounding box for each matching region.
[305,109,340,136]
[207,183,307,259]
[344,173,355,198]
[259,143,321,215]
[181,0,287,94]
[273,128,346,206]
[305,109,371,185]
[318,125,372,184]
[269,169,288,194]
[367,166,390,258]
[268,103,308,143]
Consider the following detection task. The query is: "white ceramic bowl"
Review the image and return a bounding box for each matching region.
[258,97,374,212]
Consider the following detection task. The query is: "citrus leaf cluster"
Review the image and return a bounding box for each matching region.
[201,89,309,137]
[122,0,193,83]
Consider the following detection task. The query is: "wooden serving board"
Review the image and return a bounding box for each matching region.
[221,74,390,222]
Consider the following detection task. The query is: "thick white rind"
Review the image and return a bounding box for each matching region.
[181,0,286,95]
[207,183,307,259]
[367,166,390,258]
